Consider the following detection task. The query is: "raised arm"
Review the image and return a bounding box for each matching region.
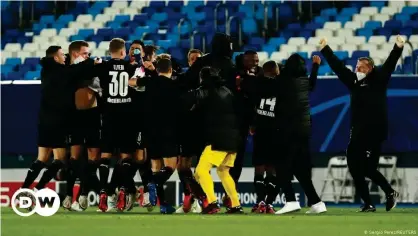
[309,55,320,91]
[319,37,355,89]
[379,35,404,84]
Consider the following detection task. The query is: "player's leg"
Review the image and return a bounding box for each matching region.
[177,156,194,213]
[364,142,398,211]
[217,153,243,214]
[194,145,219,214]
[346,139,375,212]
[115,152,135,211]
[35,147,66,190]
[251,132,267,212]
[22,147,51,189]
[264,166,278,213]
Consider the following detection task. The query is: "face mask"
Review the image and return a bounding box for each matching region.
[356,72,367,81]
[73,55,86,64]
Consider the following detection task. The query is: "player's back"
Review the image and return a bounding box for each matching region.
[254,76,280,132]
[97,59,137,117]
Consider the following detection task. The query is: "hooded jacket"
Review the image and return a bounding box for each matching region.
[38,57,74,126]
[180,33,236,92]
[276,54,313,137]
[183,72,240,153]
[321,44,403,141]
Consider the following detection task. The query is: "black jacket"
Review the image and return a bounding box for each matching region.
[321,44,403,141]
[183,77,240,153]
[180,33,237,92]
[275,54,318,137]
[38,58,74,127]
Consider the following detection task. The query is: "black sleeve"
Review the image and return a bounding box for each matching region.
[379,44,403,84]
[321,45,355,89]
[70,59,98,88]
[181,89,198,111]
[309,63,319,91]
[183,57,204,90]
[136,76,150,87]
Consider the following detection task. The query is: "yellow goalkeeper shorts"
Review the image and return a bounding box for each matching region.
[199,145,237,167]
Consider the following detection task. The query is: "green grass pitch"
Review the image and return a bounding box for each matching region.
[2,207,418,236]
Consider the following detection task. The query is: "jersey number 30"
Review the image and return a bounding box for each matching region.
[109,71,129,97]
[259,98,276,111]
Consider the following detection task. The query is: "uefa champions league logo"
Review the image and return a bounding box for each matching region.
[11,188,60,217]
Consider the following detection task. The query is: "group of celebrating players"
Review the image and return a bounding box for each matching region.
[19,31,405,215]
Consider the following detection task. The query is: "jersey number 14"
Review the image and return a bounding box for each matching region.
[259,98,276,111]
[109,71,129,97]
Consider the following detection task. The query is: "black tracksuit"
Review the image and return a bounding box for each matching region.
[274,54,321,205]
[321,44,402,205]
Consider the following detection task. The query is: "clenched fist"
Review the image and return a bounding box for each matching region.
[395,35,405,48]
[319,37,328,50]
[312,55,321,64]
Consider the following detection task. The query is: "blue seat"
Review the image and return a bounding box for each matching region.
[364,21,382,30]
[405,20,418,29]
[32,23,47,35]
[334,51,349,60]
[401,6,418,15]
[114,27,131,40]
[24,71,41,80]
[7,72,22,81]
[70,34,86,41]
[287,23,302,31]
[340,7,358,16]
[6,29,20,38]
[5,58,21,67]
[297,52,308,59]
[141,7,156,15]
[88,9,102,16]
[352,50,370,58]
[145,21,160,32]
[143,40,154,45]
[169,48,186,62]
[370,1,386,8]
[156,40,173,49]
[150,1,166,9]
[78,29,95,38]
[90,35,104,45]
[24,58,40,69]
[106,21,121,29]
[384,20,402,29]
[321,8,338,17]
[375,28,392,39]
[356,28,373,40]
[262,45,277,56]
[133,14,149,24]
[318,65,332,75]
[1,65,14,75]
[56,14,73,24]
[206,0,222,7]
[188,12,206,21]
[97,28,114,39]
[394,13,410,24]
[314,16,328,25]
[280,30,295,40]
[134,26,151,37]
[91,1,109,11]
[305,22,323,30]
[19,65,32,75]
[114,15,131,24]
[335,15,351,25]
[187,1,204,7]
[400,27,413,37]
[242,18,257,35]
[167,1,183,9]
[299,30,313,40]
[52,23,65,32]
[40,15,55,25]
[249,37,264,46]
[238,4,254,18]
[267,37,286,47]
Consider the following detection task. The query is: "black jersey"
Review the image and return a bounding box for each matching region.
[95,59,137,115]
[253,76,279,131]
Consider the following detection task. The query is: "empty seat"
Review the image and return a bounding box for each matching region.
[69,22,85,29]
[86,41,97,50]
[4,43,22,52]
[34,51,45,58]
[342,44,358,57]
[307,36,321,45]
[353,14,371,26]
[40,28,57,37]
[76,14,94,24]
[1,52,12,64]
[91,49,106,57]
[380,6,398,15]
[86,22,105,31]
[389,1,405,11]
[360,7,379,15]
[39,43,51,51]
[22,43,39,52]
[298,45,317,57]
[111,1,128,9]
[409,35,418,43]
[130,0,147,9]
[335,29,354,38]
[360,44,378,52]
[33,35,50,44]
[324,22,342,30]
[280,44,298,54]
[50,36,68,44]
[344,21,362,30]
[59,28,77,37]
[372,14,390,24]
[98,41,110,50]
[364,21,382,29]
[326,43,341,51]
[334,51,349,60]
[346,36,367,45]
[95,14,113,23]
[104,8,120,16]
[380,43,394,52]
[17,51,32,61]
[315,29,333,38]
[270,51,289,62]
[368,35,387,44]
[5,58,21,66]
[121,8,138,17]
[287,37,306,46]
[328,37,345,45]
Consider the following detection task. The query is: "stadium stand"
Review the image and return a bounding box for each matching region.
[1,0,418,80]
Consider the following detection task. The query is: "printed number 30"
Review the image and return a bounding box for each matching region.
[109,71,129,96]
[259,98,276,111]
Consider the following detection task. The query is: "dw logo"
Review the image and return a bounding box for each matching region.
[11,188,60,217]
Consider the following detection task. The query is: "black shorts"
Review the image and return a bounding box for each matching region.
[38,124,68,148]
[146,138,179,160]
[252,130,280,166]
[68,108,101,147]
[101,116,137,154]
